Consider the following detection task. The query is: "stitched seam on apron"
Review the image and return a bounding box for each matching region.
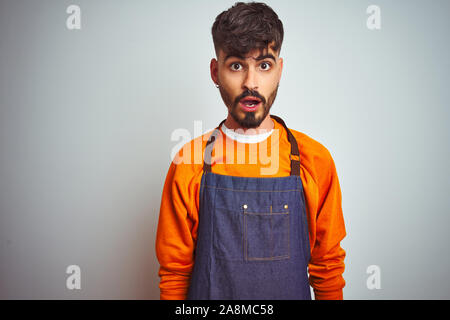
[244,212,247,261]
[243,212,289,215]
[287,206,290,260]
[205,186,301,192]
[210,185,218,299]
[270,205,273,259]
[247,255,290,261]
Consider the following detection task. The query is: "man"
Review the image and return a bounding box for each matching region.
[155,2,346,300]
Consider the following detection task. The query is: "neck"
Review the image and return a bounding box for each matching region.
[223,113,274,134]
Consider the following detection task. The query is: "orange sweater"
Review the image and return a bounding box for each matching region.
[155,118,346,300]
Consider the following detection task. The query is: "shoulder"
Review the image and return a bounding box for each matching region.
[290,129,332,158]
[172,129,215,166]
[288,128,336,174]
[167,128,218,183]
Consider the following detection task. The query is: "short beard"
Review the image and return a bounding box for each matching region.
[219,83,280,129]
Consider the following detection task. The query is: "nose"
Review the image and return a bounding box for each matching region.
[242,67,258,91]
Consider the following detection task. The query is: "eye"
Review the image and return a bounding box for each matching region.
[230,63,242,71]
[260,62,272,71]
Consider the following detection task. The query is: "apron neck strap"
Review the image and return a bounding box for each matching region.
[203,114,301,176]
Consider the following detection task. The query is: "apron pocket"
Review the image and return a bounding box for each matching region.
[213,207,245,261]
[244,204,290,261]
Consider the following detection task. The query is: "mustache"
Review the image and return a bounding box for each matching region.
[234,89,266,105]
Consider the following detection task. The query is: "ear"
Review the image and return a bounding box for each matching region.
[278,57,283,82]
[210,58,219,85]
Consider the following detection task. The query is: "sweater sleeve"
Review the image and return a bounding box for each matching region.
[308,149,347,300]
[155,160,198,300]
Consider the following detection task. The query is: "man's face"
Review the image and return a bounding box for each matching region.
[211,44,283,129]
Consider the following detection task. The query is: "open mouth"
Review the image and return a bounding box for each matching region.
[239,97,262,111]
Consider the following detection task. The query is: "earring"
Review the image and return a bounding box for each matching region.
[215,84,219,88]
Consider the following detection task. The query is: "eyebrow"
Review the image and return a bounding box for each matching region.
[224,53,277,63]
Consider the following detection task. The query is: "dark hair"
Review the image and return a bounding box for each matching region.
[211,2,284,58]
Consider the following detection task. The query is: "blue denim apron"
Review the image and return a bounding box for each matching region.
[187,115,311,300]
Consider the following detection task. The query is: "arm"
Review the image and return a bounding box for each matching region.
[308,150,347,300]
[155,161,198,300]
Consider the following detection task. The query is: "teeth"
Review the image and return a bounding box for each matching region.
[243,101,258,107]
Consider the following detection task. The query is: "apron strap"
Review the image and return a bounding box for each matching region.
[269,115,301,176]
[203,114,301,176]
[203,119,226,174]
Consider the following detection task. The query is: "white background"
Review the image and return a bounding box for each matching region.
[0,0,449,299]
